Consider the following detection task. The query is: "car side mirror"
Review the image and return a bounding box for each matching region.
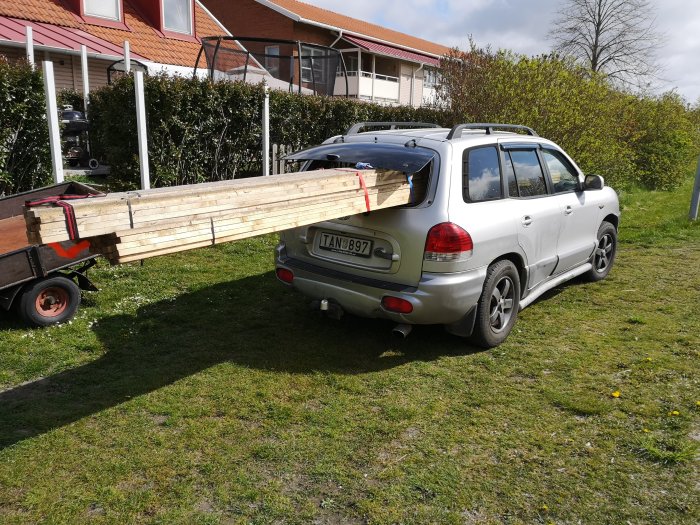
[583,174,604,191]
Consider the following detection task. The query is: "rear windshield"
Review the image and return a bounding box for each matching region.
[286,143,435,173]
[285,143,435,206]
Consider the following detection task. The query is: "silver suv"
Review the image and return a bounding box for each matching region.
[275,123,620,347]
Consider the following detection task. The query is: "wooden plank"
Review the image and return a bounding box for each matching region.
[98,187,409,255]
[29,172,423,244]
[96,189,411,262]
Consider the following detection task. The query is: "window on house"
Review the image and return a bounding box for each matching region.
[164,0,193,34]
[424,68,439,87]
[84,0,120,21]
[301,47,326,83]
[265,46,280,77]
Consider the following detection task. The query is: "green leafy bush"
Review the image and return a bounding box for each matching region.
[0,58,52,195]
[437,46,700,190]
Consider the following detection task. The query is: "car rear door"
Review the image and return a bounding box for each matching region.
[500,142,561,290]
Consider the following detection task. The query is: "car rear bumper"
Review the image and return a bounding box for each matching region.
[276,243,486,325]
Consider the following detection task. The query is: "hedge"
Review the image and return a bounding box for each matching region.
[2,55,699,195]
[87,76,448,189]
[0,58,52,196]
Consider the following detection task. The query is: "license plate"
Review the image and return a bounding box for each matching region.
[318,232,373,258]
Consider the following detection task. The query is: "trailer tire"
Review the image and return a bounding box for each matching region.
[17,276,81,327]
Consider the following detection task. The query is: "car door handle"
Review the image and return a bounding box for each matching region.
[564,205,573,215]
[521,216,533,226]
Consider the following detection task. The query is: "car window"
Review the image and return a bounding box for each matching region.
[502,152,519,197]
[542,149,579,193]
[508,150,547,197]
[463,146,502,202]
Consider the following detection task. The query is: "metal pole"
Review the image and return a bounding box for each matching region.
[42,61,64,183]
[134,71,150,190]
[80,45,90,116]
[690,156,700,221]
[262,79,270,176]
[25,26,34,67]
[124,40,131,74]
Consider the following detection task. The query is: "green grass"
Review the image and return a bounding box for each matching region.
[1,177,699,524]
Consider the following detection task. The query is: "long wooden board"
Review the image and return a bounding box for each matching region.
[24,168,425,264]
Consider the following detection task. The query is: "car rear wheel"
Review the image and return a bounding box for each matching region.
[584,221,617,282]
[471,260,520,348]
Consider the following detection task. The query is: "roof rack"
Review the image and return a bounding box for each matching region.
[344,122,441,136]
[446,123,538,140]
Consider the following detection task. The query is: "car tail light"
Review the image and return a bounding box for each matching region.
[381,296,413,314]
[276,268,294,284]
[424,222,473,262]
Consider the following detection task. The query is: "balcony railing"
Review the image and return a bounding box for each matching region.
[337,70,399,83]
[335,70,400,103]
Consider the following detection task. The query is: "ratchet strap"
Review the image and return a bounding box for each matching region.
[25,194,98,241]
[356,171,371,213]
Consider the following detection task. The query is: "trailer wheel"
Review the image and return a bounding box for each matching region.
[17,276,81,327]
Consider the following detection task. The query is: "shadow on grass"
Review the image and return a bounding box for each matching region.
[0,271,480,449]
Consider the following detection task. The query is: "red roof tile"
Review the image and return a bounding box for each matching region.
[264,0,451,58]
[0,0,235,68]
[0,15,146,59]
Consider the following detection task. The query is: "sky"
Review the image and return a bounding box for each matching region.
[306,0,700,104]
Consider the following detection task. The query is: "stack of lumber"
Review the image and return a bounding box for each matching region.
[24,169,423,264]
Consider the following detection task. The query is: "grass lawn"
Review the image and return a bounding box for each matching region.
[1,176,698,524]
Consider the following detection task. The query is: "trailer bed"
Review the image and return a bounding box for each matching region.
[0,216,29,254]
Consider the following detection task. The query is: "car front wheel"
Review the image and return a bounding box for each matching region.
[584,221,617,282]
[471,260,521,348]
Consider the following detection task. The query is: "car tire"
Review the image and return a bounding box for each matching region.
[16,276,81,327]
[584,221,617,282]
[471,260,520,348]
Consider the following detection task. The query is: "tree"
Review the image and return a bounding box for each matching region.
[549,0,663,89]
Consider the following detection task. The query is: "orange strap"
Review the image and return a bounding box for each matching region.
[356,171,371,212]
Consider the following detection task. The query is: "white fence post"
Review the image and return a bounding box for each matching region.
[690,156,700,221]
[124,40,131,73]
[42,61,64,183]
[25,26,34,67]
[262,80,270,176]
[135,71,150,190]
[81,45,90,116]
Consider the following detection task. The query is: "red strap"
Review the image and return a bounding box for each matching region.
[25,194,98,207]
[356,171,371,212]
[25,194,97,241]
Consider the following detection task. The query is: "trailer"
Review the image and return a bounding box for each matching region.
[0,182,101,327]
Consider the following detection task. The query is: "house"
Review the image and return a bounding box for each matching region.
[0,0,245,92]
[201,0,452,107]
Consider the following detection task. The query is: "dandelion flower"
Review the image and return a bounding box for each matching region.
[668,410,680,416]
[643,428,650,433]
[645,357,652,362]
[696,401,700,407]
[611,391,621,398]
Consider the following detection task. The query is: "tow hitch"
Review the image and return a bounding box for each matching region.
[311,299,344,320]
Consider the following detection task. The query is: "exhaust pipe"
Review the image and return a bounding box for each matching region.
[392,324,413,339]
